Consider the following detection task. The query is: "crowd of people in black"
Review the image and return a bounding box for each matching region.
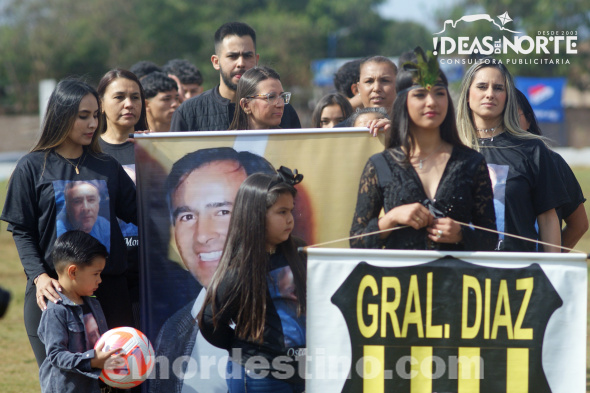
[1,19,586,393]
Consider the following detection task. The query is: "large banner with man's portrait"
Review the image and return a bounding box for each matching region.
[134,129,384,391]
[306,248,587,393]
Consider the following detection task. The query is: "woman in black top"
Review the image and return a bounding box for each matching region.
[97,68,149,329]
[350,49,497,250]
[1,79,137,366]
[456,61,567,252]
[515,88,588,250]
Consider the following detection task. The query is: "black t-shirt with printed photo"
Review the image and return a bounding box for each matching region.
[478,132,569,252]
[99,139,139,270]
[1,149,137,279]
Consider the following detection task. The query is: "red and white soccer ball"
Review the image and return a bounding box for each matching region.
[95,327,155,389]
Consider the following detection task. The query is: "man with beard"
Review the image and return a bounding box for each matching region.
[170,22,301,131]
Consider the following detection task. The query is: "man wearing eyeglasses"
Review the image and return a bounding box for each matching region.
[170,22,301,131]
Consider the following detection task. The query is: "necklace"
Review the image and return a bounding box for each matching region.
[56,150,86,175]
[413,142,444,170]
[476,123,502,141]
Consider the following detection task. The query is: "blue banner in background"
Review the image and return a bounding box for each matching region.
[311,58,356,87]
[515,77,566,123]
[311,57,463,87]
[311,57,398,87]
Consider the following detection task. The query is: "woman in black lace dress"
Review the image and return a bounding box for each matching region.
[350,49,497,251]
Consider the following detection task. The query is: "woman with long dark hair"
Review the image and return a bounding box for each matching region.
[350,49,497,250]
[311,92,353,128]
[97,68,150,327]
[97,68,148,169]
[456,60,567,252]
[1,79,137,366]
[229,66,291,130]
[199,169,306,393]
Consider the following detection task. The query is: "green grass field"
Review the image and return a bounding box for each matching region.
[1,171,590,392]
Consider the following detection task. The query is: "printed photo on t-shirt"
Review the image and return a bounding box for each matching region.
[119,165,138,240]
[268,266,306,348]
[487,164,509,243]
[83,312,101,350]
[53,180,112,252]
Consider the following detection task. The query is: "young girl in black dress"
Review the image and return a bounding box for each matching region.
[350,48,497,251]
[1,79,137,366]
[199,168,306,393]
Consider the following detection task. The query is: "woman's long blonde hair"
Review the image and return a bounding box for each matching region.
[456,59,547,151]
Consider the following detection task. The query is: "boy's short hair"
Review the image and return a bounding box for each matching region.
[162,59,203,86]
[141,71,179,99]
[130,60,163,80]
[333,59,362,98]
[52,231,108,274]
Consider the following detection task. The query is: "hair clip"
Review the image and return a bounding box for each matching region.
[277,166,303,186]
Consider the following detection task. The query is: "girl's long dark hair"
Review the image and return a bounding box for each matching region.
[97,68,148,134]
[311,93,353,128]
[386,56,463,162]
[32,79,102,154]
[515,88,542,135]
[200,173,306,343]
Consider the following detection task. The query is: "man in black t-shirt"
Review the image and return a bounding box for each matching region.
[170,22,301,131]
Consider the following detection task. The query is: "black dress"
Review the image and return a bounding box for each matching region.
[350,145,497,251]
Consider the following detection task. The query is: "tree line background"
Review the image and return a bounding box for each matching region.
[0,0,588,114]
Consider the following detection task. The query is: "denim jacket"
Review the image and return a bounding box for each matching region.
[38,293,108,393]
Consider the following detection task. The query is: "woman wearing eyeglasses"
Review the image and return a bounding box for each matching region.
[229,66,291,130]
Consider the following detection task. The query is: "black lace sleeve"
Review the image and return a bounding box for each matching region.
[350,159,385,249]
[462,157,498,251]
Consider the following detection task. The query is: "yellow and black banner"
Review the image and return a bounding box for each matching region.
[306,249,587,393]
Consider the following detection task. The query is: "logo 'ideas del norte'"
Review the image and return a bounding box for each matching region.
[433,12,577,64]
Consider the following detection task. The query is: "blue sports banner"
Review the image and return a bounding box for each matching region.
[514,77,566,123]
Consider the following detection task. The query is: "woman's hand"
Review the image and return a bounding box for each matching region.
[366,118,391,137]
[427,218,463,244]
[35,273,62,311]
[91,341,124,370]
[127,130,151,144]
[379,203,433,237]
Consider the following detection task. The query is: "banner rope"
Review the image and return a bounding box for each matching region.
[303,221,588,256]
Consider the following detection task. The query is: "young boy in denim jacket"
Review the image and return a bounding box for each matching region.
[38,230,123,393]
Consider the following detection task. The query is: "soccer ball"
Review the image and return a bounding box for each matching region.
[95,327,155,389]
